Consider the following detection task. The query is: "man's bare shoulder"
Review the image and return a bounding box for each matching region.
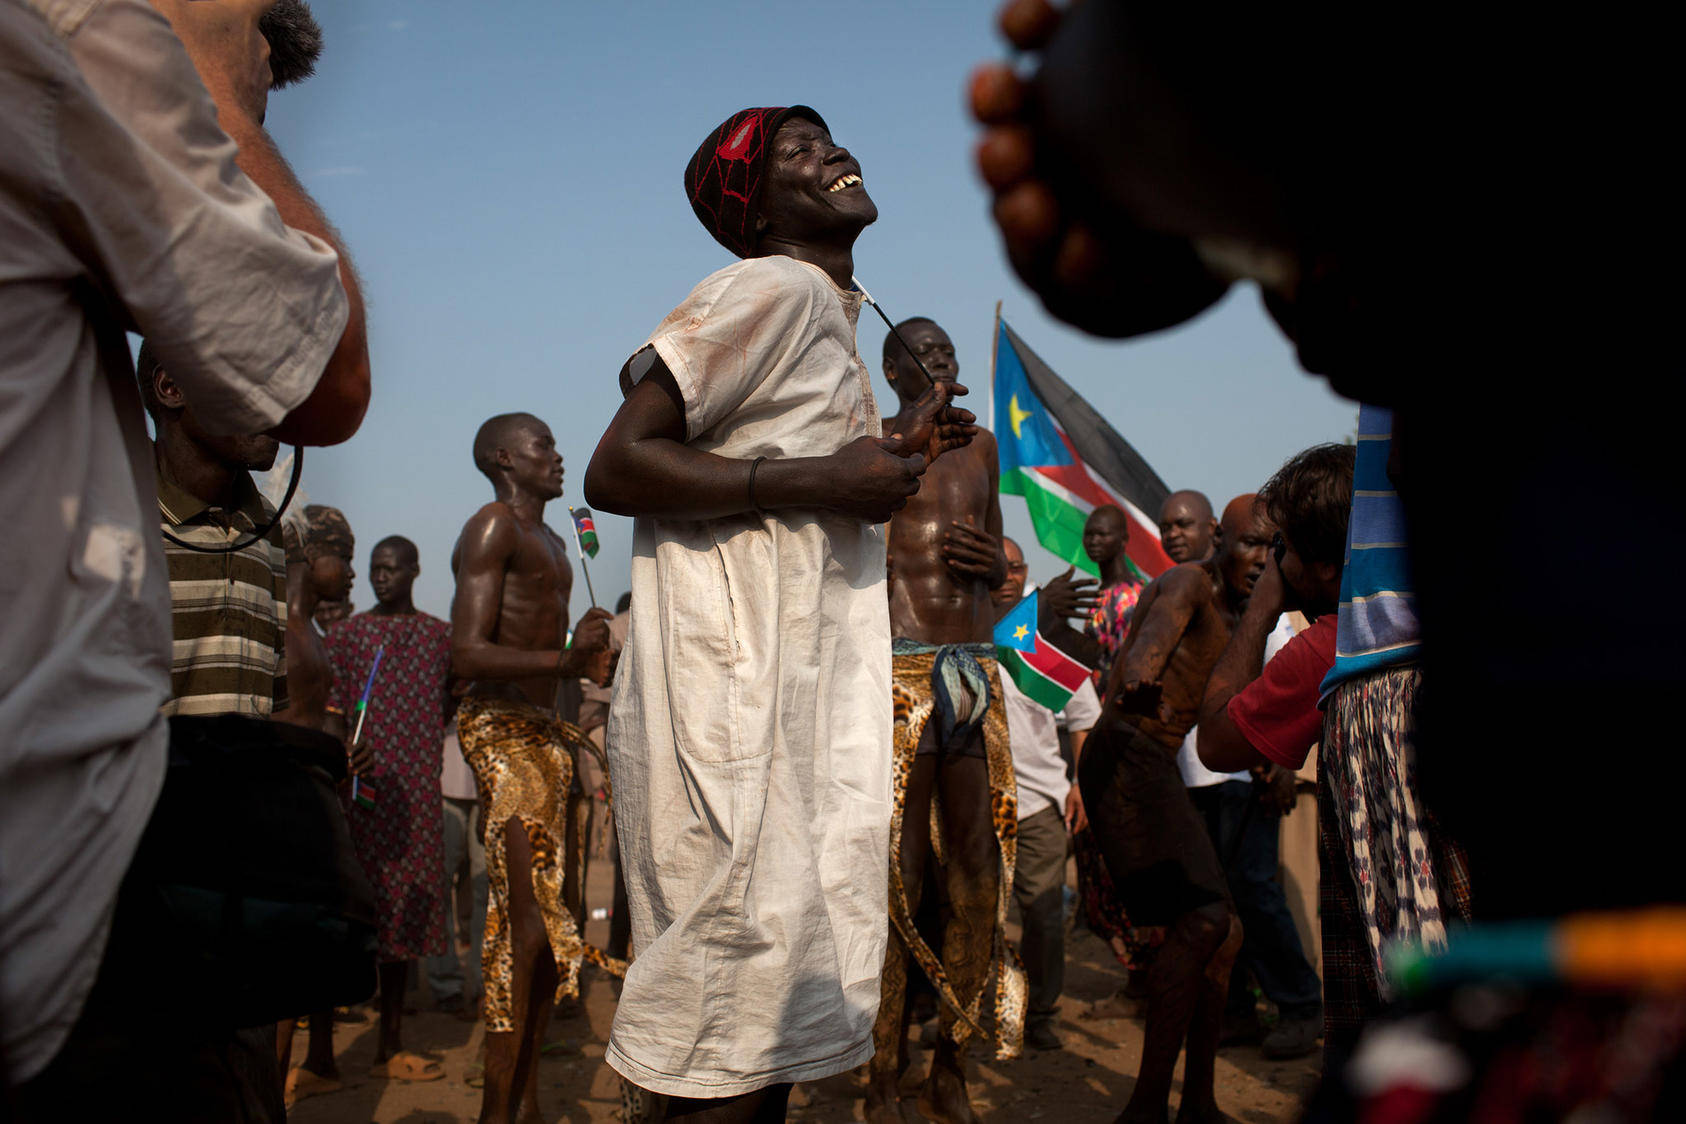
[1145,562,1214,607]
[455,502,522,562]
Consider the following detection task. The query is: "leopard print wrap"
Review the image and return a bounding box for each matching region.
[457,696,626,1035]
[885,651,1027,1060]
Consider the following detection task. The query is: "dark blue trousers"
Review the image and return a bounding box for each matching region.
[1189,780,1322,1021]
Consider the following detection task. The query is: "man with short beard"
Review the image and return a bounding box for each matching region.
[586,106,971,1121]
[1078,494,1272,1124]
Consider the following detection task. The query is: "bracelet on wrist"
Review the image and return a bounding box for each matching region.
[748,456,768,516]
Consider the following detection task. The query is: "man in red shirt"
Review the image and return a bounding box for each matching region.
[1197,444,1349,777]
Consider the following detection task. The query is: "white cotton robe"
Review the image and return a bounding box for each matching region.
[605,255,893,1098]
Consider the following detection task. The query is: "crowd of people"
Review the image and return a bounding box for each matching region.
[5,2,1682,1124]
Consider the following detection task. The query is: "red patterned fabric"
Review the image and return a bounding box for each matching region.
[326,610,452,961]
[685,105,825,258]
[1084,578,1143,683]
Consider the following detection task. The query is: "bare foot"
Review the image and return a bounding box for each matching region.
[916,1060,979,1124]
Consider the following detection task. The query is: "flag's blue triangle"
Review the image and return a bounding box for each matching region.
[993,590,1040,653]
[993,319,1073,477]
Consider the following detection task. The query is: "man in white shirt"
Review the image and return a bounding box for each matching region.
[993,538,1102,1052]
[585,105,969,1119]
[2,0,369,1111]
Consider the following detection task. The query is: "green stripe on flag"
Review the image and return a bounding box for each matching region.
[1004,468,1100,578]
[999,646,1078,712]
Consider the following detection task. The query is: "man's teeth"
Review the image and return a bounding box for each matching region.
[827,174,862,193]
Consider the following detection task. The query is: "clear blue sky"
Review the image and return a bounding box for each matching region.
[266,1,1355,621]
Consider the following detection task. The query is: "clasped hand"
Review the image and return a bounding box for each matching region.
[826,380,977,523]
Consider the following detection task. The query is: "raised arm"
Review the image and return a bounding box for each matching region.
[229,121,370,446]
[450,508,607,681]
[585,356,927,523]
[152,0,370,446]
[1197,556,1286,772]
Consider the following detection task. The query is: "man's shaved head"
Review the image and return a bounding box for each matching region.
[994,535,1029,606]
[1215,492,1272,600]
[373,535,419,567]
[1219,494,1262,539]
[473,413,544,483]
[1158,489,1217,563]
[1164,490,1212,521]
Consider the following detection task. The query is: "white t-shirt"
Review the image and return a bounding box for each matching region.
[606,256,891,1098]
[439,718,477,801]
[1178,614,1299,787]
[1002,672,1101,820]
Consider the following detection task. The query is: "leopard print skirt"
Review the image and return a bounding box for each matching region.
[457,696,625,1034]
[887,651,1027,1060]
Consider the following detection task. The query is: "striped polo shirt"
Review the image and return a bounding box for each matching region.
[156,470,289,717]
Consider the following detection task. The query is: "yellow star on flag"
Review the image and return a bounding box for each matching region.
[1009,394,1033,439]
[1013,623,1031,643]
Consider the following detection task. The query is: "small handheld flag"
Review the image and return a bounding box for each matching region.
[993,592,1093,713]
[567,506,599,608]
[349,646,384,808]
[571,507,600,559]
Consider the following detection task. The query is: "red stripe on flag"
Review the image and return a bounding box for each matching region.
[1037,429,1176,579]
[1026,632,1091,692]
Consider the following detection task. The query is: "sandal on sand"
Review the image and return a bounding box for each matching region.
[284,1066,343,1108]
[371,1051,445,1082]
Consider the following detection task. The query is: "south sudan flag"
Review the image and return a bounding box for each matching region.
[993,591,1093,712]
[993,316,1175,582]
[571,506,599,559]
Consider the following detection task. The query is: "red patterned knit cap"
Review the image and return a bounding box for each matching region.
[685,106,827,259]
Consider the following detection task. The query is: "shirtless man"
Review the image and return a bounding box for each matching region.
[450,413,613,1124]
[871,317,1014,1124]
[1157,491,1218,565]
[1077,494,1272,1124]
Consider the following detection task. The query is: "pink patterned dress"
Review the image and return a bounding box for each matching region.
[1084,579,1143,684]
[326,610,452,961]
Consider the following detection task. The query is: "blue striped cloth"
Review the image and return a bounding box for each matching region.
[1321,405,1420,697]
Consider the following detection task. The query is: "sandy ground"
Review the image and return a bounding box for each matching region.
[288,855,1320,1123]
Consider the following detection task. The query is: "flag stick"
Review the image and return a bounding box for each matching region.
[350,645,385,804]
[853,277,941,390]
[989,300,1002,433]
[567,505,598,609]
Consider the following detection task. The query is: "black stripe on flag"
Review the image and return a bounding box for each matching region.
[1002,322,1171,518]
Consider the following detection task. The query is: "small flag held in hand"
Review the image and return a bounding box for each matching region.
[571,507,600,559]
[993,591,1093,713]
